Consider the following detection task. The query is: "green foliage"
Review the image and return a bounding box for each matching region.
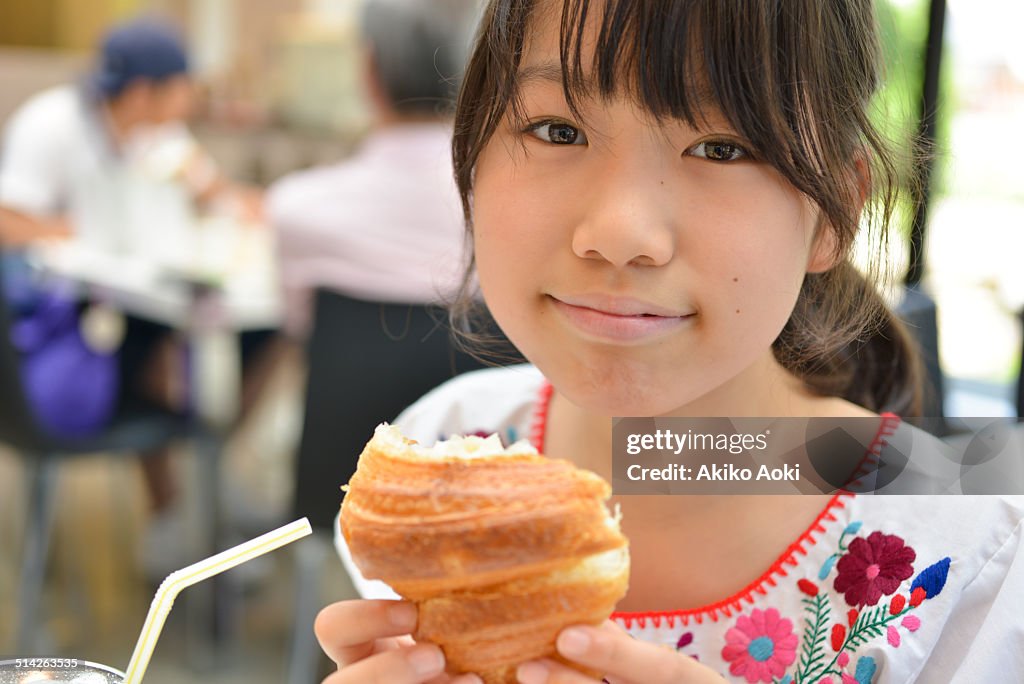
[872,0,955,239]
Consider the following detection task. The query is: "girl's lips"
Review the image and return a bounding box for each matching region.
[549,296,694,342]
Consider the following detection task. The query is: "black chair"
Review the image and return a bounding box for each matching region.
[896,284,947,435]
[0,257,192,653]
[291,289,507,530]
[287,289,516,683]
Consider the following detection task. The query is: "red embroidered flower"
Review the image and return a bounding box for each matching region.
[721,608,798,683]
[833,531,916,607]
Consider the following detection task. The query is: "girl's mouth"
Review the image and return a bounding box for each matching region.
[549,295,695,343]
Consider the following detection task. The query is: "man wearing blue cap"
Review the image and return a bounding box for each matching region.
[0,19,235,245]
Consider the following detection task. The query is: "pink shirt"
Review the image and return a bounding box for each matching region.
[267,123,467,337]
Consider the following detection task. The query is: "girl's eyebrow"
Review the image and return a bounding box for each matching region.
[516,60,719,117]
[516,61,564,87]
[516,59,724,130]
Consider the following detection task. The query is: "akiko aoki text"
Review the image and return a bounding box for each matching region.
[612,416,1024,495]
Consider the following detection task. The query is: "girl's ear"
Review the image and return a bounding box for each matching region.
[806,217,841,274]
[806,153,870,274]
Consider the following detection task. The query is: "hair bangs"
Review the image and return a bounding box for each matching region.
[542,0,815,168]
[554,0,715,131]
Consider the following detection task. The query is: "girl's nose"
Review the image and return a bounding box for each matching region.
[571,165,676,268]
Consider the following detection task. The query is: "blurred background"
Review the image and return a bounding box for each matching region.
[0,0,1020,682]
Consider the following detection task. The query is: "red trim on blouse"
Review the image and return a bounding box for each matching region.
[529,380,554,452]
[525,381,903,631]
[846,412,902,490]
[610,491,854,629]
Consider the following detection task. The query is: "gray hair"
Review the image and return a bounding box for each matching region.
[360,0,481,116]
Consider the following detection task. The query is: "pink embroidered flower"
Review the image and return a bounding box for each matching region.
[834,531,916,607]
[902,615,922,632]
[721,608,798,683]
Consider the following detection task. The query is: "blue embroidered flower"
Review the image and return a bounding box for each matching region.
[910,557,951,599]
[854,655,877,683]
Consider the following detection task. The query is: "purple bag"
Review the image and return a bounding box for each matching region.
[10,290,119,439]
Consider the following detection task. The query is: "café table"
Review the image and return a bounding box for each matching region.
[29,218,282,667]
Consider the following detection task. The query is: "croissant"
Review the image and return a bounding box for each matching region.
[340,423,630,684]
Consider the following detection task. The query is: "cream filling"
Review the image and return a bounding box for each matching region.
[373,422,538,459]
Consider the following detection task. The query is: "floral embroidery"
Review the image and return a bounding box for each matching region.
[675,631,699,660]
[910,556,951,599]
[833,532,916,607]
[714,522,952,684]
[721,608,798,683]
[786,522,951,684]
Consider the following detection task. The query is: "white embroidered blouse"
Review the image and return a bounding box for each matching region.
[335,364,1024,683]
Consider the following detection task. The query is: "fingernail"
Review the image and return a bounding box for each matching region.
[451,675,484,684]
[557,628,591,657]
[388,602,417,629]
[517,661,548,684]
[407,645,444,677]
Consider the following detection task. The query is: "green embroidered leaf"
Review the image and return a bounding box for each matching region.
[844,603,908,650]
[796,593,831,682]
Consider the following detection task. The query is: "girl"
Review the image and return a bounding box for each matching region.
[314,1,1024,682]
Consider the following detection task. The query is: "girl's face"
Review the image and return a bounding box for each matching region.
[472,11,837,417]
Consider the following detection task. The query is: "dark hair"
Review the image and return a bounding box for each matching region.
[451,0,925,416]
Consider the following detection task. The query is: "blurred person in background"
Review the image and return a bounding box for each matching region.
[0,19,259,247]
[267,0,481,338]
[0,18,273,574]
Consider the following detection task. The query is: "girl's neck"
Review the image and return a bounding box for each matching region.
[541,354,869,613]
[544,349,873,482]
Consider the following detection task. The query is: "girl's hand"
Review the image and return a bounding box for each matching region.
[314,599,482,684]
[515,621,727,684]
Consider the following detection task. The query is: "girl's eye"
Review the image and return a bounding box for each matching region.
[688,140,748,162]
[525,121,587,145]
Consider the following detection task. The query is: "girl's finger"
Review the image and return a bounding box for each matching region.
[423,671,485,684]
[553,621,707,684]
[314,599,418,666]
[449,675,486,684]
[320,643,446,684]
[516,658,598,684]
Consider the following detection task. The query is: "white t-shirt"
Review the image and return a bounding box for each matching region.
[336,365,1024,683]
[0,84,198,256]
